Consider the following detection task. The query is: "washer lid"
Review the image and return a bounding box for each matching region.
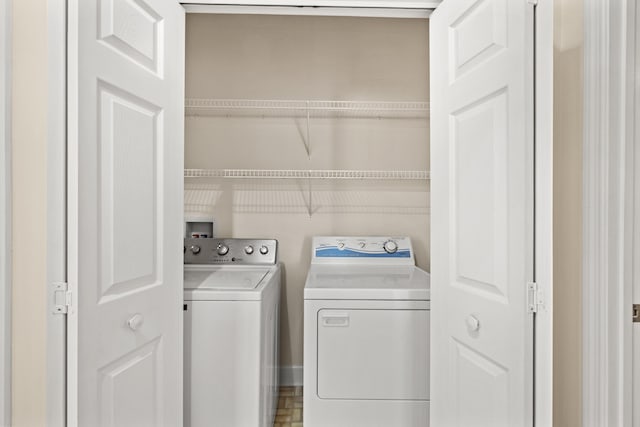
[184,264,281,301]
[185,269,269,290]
[184,266,271,290]
[304,265,430,300]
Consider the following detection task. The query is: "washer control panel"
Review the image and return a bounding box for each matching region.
[184,238,277,265]
[311,236,415,265]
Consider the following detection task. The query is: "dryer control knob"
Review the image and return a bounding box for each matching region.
[217,244,229,256]
[259,245,269,255]
[245,245,254,255]
[190,245,201,255]
[383,240,398,254]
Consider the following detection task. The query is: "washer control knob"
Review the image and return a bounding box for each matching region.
[383,240,398,254]
[359,242,366,249]
[259,245,269,255]
[245,245,254,255]
[217,244,229,256]
[338,242,345,250]
[190,245,201,254]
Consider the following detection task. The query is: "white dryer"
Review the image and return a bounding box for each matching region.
[304,236,430,427]
[184,238,280,427]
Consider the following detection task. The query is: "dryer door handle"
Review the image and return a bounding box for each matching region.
[320,312,350,327]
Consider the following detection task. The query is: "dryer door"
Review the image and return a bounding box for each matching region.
[317,308,429,400]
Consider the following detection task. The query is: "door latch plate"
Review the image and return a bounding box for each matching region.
[52,282,71,314]
[634,304,640,323]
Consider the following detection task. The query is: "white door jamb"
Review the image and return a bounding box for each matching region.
[533,1,554,424]
[631,3,640,425]
[46,0,67,426]
[583,0,636,426]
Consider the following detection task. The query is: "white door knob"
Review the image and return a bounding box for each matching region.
[466,315,480,332]
[127,313,144,331]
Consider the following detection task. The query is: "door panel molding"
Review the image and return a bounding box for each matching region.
[583,0,636,426]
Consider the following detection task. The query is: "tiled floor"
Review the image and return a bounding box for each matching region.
[274,386,303,427]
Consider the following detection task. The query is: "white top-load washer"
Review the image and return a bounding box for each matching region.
[184,238,281,427]
[304,236,430,427]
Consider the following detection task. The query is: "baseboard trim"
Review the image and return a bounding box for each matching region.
[279,365,303,386]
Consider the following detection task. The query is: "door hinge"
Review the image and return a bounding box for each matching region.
[633,304,640,323]
[527,282,543,313]
[52,282,72,314]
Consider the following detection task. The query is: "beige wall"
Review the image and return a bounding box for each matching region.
[553,0,583,425]
[11,0,48,425]
[184,14,430,368]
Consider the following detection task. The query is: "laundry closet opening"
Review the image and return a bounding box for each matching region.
[183,13,430,376]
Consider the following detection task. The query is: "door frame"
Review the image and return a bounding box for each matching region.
[46,0,68,426]
[48,1,555,426]
[0,0,12,425]
[534,1,554,424]
[582,0,637,426]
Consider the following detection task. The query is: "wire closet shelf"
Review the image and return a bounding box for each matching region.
[184,169,430,180]
[184,98,430,119]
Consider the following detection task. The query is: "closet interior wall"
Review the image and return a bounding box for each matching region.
[184,13,430,371]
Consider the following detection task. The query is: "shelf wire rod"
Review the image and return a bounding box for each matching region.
[308,170,312,218]
[306,100,311,159]
[307,99,311,215]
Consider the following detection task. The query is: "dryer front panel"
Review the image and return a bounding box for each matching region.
[317,308,429,400]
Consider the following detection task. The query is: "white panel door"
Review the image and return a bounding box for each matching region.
[430,0,534,426]
[67,0,184,425]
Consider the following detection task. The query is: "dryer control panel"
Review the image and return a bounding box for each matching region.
[311,236,415,265]
[184,238,277,265]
